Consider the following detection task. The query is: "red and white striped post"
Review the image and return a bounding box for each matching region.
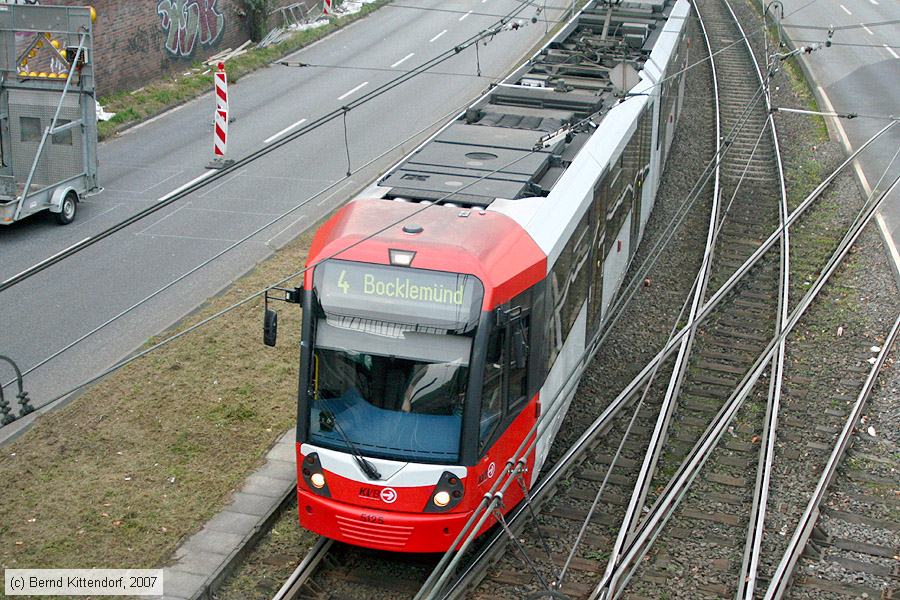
[215,61,228,115]
[323,0,333,16]
[208,62,235,169]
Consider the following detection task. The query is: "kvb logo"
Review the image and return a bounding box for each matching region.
[380,487,398,504]
[157,0,225,58]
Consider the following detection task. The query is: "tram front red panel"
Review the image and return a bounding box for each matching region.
[295,393,539,553]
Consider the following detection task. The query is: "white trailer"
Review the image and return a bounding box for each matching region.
[0,4,98,226]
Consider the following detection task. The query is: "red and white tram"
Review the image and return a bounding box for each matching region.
[265,0,693,553]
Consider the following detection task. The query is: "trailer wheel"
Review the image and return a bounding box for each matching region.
[56,191,77,225]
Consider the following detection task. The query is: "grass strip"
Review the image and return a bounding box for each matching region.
[97,0,391,141]
[0,224,316,574]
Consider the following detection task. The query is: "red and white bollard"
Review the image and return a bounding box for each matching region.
[215,61,228,114]
[214,108,228,157]
[208,62,235,169]
[323,0,333,16]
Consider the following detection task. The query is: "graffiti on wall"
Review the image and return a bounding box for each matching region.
[157,0,225,58]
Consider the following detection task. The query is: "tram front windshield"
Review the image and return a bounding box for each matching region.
[307,260,483,464]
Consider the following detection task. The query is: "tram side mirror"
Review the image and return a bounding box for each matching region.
[512,321,528,369]
[263,308,278,347]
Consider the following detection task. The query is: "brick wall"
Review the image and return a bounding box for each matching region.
[5,0,321,95]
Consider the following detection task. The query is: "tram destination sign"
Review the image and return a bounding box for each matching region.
[314,260,483,331]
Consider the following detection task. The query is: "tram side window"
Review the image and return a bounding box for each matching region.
[605,154,629,253]
[545,210,591,369]
[640,107,652,174]
[508,315,529,409]
[480,294,532,453]
[480,326,504,452]
[588,173,607,331]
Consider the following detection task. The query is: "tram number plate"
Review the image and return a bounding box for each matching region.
[360,513,384,524]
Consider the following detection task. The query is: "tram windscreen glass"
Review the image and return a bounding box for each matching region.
[314,260,483,332]
[309,321,471,463]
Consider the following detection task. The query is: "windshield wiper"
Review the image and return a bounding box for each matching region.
[318,399,382,481]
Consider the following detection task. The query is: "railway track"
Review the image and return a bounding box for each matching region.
[614,0,788,595]
[765,315,900,600]
[272,538,439,600]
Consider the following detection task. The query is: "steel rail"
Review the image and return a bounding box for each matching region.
[763,311,900,599]
[418,121,895,600]
[593,173,900,599]
[770,139,900,588]
[271,537,333,600]
[601,4,725,585]
[608,0,791,588]
[735,0,792,591]
[609,0,789,588]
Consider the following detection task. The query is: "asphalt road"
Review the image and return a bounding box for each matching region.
[0,0,571,441]
[778,0,900,274]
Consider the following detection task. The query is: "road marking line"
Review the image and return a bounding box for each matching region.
[199,169,244,197]
[840,4,851,14]
[157,171,215,203]
[266,214,307,245]
[430,29,447,42]
[869,0,878,4]
[861,24,873,35]
[459,10,472,20]
[337,81,368,100]
[184,205,275,217]
[3,237,91,285]
[264,118,307,144]
[816,84,900,274]
[135,203,188,235]
[316,178,355,207]
[884,44,899,59]
[140,170,182,194]
[135,231,266,245]
[70,203,122,230]
[391,53,415,68]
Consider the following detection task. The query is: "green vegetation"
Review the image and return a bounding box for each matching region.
[585,549,610,561]
[97,0,391,140]
[241,0,273,42]
[779,56,828,139]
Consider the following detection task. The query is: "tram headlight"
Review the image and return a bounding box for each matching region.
[424,471,465,513]
[300,453,331,498]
